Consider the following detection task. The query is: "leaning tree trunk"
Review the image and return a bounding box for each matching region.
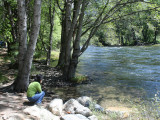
[46,0,55,66]
[14,0,41,92]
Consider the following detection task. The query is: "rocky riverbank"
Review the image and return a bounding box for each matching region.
[0,49,134,120]
[0,92,133,120]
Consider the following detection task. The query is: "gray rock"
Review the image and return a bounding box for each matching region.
[23,105,60,120]
[48,98,63,116]
[77,96,92,107]
[61,114,89,120]
[4,115,23,120]
[1,113,27,120]
[88,115,98,120]
[94,104,104,112]
[63,99,92,117]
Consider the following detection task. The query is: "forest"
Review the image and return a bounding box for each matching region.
[1,0,160,119]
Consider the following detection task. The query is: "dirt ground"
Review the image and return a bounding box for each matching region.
[0,48,61,119]
[0,85,55,120]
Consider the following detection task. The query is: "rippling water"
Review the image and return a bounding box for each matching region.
[52,45,160,108]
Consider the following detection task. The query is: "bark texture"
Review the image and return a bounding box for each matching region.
[14,0,41,92]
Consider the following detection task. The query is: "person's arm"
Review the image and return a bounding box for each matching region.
[37,83,42,93]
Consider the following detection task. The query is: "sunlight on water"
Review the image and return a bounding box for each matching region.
[76,45,160,107]
[51,45,160,109]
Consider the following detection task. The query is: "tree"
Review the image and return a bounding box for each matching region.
[0,0,18,56]
[57,0,160,80]
[57,0,87,79]
[13,0,41,92]
[46,0,55,66]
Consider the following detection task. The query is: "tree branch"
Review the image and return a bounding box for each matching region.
[103,7,160,24]
[56,0,64,12]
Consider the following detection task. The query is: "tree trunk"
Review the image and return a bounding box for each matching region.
[14,0,41,92]
[67,0,86,79]
[57,1,67,68]
[63,0,82,78]
[57,13,66,67]
[46,0,55,66]
[4,1,17,42]
[17,0,28,74]
[121,36,124,45]
[154,26,157,44]
[57,0,72,73]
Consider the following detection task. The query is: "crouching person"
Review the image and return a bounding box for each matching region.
[27,74,45,105]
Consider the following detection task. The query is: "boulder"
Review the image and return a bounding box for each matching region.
[23,105,60,120]
[61,114,89,120]
[63,99,92,117]
[94,104,104,112]
[48,98,63,116]
[1,113,24,120]
[88,115,98,120]
[77,96,92,107]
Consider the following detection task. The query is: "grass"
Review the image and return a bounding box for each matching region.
[135,93,160,120]
[34,50,59,67]
[50,50,59,67]
[87,92,160,120]
[71,75,88,83]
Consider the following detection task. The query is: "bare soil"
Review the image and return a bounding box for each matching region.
[0,48,66,119]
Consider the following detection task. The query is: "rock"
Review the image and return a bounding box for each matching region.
[63,99,92,117]
[48,98,63,116]
[106,107,132,118]
[23,105,60,120]
[77,96,92,107]
[2,113,24,120]
[7,116,24,120]
[61,114,89,120]
[94,104,104,112]
[88,115,98,120]
[1,113,34,120]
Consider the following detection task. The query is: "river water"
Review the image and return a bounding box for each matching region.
[53,45,160,108]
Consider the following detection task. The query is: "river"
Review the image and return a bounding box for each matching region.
[53,45,160,108]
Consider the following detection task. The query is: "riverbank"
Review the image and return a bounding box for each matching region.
[1,47,160,120]
[0,89,133,120]
[0,48,132,120]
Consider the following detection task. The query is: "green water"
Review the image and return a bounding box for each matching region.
[53,45,160,108]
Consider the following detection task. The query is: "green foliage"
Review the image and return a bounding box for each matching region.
[35,0,61,58]
[50,60,58,67]
[71,75,88,83]
[0,72,9,83]
[34,51,46,60]
[33,50,59,67]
